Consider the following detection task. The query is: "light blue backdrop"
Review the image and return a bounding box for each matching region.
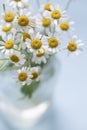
[0,0,87,130]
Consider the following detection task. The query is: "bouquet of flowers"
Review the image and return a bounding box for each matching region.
[0,0,84,95]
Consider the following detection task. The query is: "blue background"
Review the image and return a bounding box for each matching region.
[0,0,87,130]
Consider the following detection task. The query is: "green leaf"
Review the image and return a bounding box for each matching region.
[0,36,5,42]
[3,4,6,12]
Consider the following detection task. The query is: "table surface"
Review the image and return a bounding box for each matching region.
[0,0,87,130]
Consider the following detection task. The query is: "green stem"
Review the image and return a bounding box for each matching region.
[13,48,21,52]
[25,52,31,67]
[21,50,31,67]
[3,4,6,12]
[52,24,56,35]
[0,62,8,71]
[16,5,20,16]
[36,0,40,8]
[18,35,23,50]
[0,58,9,60]
[0,36,5,42]
[65,0,73,10]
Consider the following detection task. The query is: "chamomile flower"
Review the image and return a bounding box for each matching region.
[8,0,29,9]
[43,4,68,26]
[8,51,26,66]
[30,67,40,82]
[0,24,12,33]
[44,32,61,54]
[0,23,17,40]
[1,7,16,26]
[0,25,11,39]
[66,35,84,55]
[56,18,74,34]
[25,33,46,53]
[14,9,36,31]
[36,14,54,33]
[0,34,17,55]
[40,3,52,13]
[32,47,49,64]
[17,67,32,86]
[47,37,60,54]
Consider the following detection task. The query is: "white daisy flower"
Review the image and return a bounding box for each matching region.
[17,67,32,86]
[56,18,74,34]
[30,67,40,82]
[1,8,16,26]
[8,51,26,66]
[0,34,17,55]
[66,35,84,55]
[25,32,46,54]
[40,3,52,13]
[43,4,68,26]
[44,32,61,54]
[36,14,54,34]
[14,9,36,31]
[32,47,49,64]
[8,0,29,9]
[0,23,17,40]
[0,25,9,39]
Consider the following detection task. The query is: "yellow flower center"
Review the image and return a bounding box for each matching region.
[31,38,42,50]
[18,72,28,82]
[51,10,61,19]
[23,32,31,41]
[42,18,51,27]
[36,48,45,57]
[4,12,14,22]
[10,54,20,63]
[44,3,51,11]
[67,41,77,52]
[2,25,12,32]
[60,22,69,31]
[14,0,21,2]
[5,40,14,49]
[18,15,29,26]
[31,72,39,80]
[48,37,59,48]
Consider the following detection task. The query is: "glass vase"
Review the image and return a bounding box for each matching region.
[0,55,61,130]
